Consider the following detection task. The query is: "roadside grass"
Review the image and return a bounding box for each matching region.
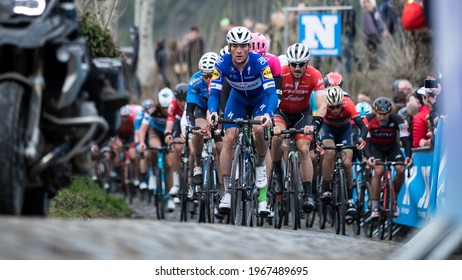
[49,176,132,219]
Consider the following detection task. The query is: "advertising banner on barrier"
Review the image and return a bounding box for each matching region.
[395,149,433,228]
[394,119,446,228]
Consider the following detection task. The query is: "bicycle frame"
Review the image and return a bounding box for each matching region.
[321,144,355,236]
[198,128,219,223]
[275,128,304,230]
[365,160,407,240]
[220,118,262,226]
[144,145,172,220]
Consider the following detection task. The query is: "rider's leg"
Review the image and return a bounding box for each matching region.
[297,137,315,212]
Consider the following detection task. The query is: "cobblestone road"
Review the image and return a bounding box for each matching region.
[0,195,409,260]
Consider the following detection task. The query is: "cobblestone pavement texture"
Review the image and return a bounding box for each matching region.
[0,194,412,260]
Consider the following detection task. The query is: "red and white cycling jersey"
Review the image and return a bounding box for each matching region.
[324,97,359,127]
[118,114,135,139]
[167,98,184,122]
[279,65,324,115]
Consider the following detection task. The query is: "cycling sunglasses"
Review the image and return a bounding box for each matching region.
[290,62,307,68]
[329,104,342,109]
[202,73,213,79]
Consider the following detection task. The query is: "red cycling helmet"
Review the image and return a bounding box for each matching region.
[324,72,344,87]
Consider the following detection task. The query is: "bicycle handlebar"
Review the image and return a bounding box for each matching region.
[218,118,262,125]
[218,117,270,141]
[373,161,411,178]
[322,144,356,151]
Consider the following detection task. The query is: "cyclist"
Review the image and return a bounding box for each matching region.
[219,45,229,56]
[186,52,219,186]
[116,104,142,187]
[319,86,367,217]
[164,83,187,199]
[250,32,282,215]
[324,71,352,98]
[271,43,327,213]
[364,97,413,220]
[135,98,154,197]
[138,87,175,209]
[207,26,277,215]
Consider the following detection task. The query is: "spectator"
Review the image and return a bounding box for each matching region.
[361,0,383,70]
[341,0,358,74]
[379,0,397,35]
[392,79,413,113]
[168,39,182,85]
[412,87,432,148]
[269,11,285,55]
[357,90,371,103]
[402,0,432,30]
[242,17,254,31]
[187,26,205,76]
[220,18,235,47]
[155,39,171,88]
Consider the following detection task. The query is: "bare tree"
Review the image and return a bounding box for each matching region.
[76,0,127,44]
[135,0,157,100]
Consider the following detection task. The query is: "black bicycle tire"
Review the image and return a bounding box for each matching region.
[229,145,242,225]
[290,155,300,230]
[338,168,347,235]
[333,171,341,234]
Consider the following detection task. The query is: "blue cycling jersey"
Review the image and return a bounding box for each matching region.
[134,111,144,131]
[186,71,209,109]
[208,52,277,116]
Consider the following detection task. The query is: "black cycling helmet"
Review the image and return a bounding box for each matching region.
[174,83,188,99]
[373,96,393,113]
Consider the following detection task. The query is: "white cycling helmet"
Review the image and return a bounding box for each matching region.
[226,26,252,44]
[158,87,174,108]
[278,54,288,67]
[355,101,372,117]
[326,86,344,106]
[286,43,310,63]
[198,52,218,73]
[219,45,229,56]
[120,104,131,116]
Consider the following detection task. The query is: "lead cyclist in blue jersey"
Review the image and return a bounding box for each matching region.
[207,26,277,213]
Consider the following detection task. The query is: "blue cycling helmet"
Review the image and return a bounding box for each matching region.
[355,101,372,117]
[141,98,154,111]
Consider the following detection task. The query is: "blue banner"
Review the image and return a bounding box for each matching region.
[394,119,447,228]
[298,13,342,56]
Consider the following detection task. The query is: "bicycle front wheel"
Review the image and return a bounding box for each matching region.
[333,169,347,235]
[289,155,301,230]
[229,145,242,225]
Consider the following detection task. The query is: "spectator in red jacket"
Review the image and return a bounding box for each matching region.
[412,87,432,148]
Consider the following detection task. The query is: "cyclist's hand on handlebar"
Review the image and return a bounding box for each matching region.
[164,134,173,144]
[273,126,281,136]
[138,142,146,153]
[192,127,203,135]
[367,157,376,166]
[405,157,413,168]
[304,125,314,135]
[260,114,272,128]
[356,138,366,150]
[208,112,218,127]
